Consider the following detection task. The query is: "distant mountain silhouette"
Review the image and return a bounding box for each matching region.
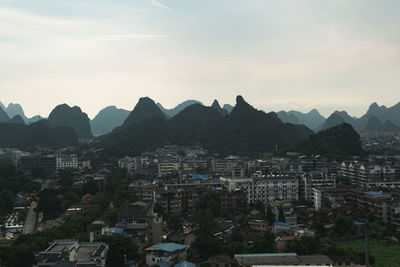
[27,115,43,124]
[277,109,325,131]
[316,111,362,131]
[157,100,203,118]
[211,100,228,116]
[358,102,400,129]
[364,116,400,132]
[124,97,166,127]
[0,121,78,148]
[291,123,365,160]
[9,115,25,125]
[0,102,44,124]
[316,113,345,131]
[313,101,400,132]
[0,106,9,123]
[223,104,234,113]
[48,104,93,139]
[100,95,313,156]
[90,106,130,136]
[5,103,28,123]
[0,101,6,112]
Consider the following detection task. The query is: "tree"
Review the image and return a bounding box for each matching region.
[266,205,275,224]
[167,213,183,232]
[92,192,111,211]
[104,208,119,226]
[62,191,79,209]
[334,216,354,235]
[253,231,276,253]
[254,200,265,216]
[228,241,249,255]
[322,198,331,209]
[193,209,218,236]
[31,167,47,179]
[194,234,221,259]
[196,191,221,216]
[99,234,139,266]
[287,236,319,255]
[278,206,285,222]
[0,190,14,214]
[231,231,244,242]
[37,189,62,219]
[311,221,325,235]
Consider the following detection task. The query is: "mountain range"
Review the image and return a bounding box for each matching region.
[0,101,43,124]
[277,109,325,131]
[99,96,314,156]
[1,98,400,144]
[316,102,400,132]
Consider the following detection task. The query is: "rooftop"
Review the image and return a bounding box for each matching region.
[146,243,187,253]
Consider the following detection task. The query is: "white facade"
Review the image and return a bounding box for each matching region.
[221,175,299,204]
[56,154,78,170]
[313,188,322,211]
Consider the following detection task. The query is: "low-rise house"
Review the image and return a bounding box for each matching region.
[145,243,187,266]
[234,253,334,267]
[88,218,107,242]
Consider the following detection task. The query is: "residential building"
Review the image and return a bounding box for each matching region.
[36,240,108,267]
[222,175,299,204]
[145,243,187,266]
[234,253,334,267]
[56,154,78,170]
[18,155,57,177]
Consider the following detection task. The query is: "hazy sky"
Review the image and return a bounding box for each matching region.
[1,0,400,119]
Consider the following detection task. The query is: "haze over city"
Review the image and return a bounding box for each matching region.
[1,0,400,118]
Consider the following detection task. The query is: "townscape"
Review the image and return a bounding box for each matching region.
[1,97,400,267]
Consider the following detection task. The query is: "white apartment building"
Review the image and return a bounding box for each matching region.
[221,175,299,204]
[56,154,78,170]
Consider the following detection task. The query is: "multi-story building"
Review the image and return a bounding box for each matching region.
[158,162,181,176]
[300,171,336,202]
[119,156,151,175]
[56,154,78,170]
[18,155,57,177]
[36,240,108,267]
[223,175,299,204]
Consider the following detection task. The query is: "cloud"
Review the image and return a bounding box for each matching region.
[151,0,171,10]
[95,33,168,41]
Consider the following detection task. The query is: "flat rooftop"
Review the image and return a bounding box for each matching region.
[47,240,77,252]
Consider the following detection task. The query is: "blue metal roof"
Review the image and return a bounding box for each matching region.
[108,227,124,234]
[174,261,196,267]
[363,191,391,197]
[148,243,186,253]
[274,222,290,227]
[189,174,208,180]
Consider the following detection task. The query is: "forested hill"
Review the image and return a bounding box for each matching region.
[99,95,314,156]
[290,123,365,160]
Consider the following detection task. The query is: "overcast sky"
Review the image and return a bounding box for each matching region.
[1,0,400,119]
